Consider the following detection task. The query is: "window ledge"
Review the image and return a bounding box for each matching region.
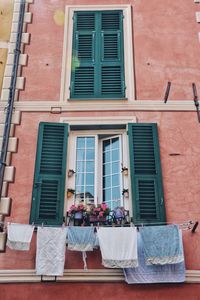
[0,269,198,283]
[67,98,128,101]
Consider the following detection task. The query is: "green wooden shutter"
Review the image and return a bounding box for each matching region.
[70,10,125,99]
[70,12,96,98]
[30,122,68,225]
[100,11,125,98]
[128,123,166,224]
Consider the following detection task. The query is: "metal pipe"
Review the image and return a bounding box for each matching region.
[0,0,26,198]
[192,83,200,123]
[164,81,171,103]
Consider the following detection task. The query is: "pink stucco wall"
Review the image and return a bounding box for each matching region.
[1,282,200,300]
[19,0,200,101]
[1,0,200,296]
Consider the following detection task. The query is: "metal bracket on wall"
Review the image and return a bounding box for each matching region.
[192,83,200,123]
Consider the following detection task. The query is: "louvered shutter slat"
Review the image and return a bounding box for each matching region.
[30,123,68,225]
[101,11,125,98]
[70,10,125,99]
[128,123,166,224]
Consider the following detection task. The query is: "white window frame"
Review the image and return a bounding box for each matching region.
[100,135,123,210]
[66,129,130,212]
[60,5,135,103]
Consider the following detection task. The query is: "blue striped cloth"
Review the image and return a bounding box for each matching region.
[124,232,185,284]
[67,226,96,251]
[140,225,184,265]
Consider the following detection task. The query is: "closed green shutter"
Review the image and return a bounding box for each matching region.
[128,123,166,224]
[70,10,125,99]
[30,122,68,225]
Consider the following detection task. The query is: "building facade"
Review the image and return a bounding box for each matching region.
[0,0,200,299]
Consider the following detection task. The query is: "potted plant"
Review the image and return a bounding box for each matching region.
[67,203,86,226]
[89,203,110,224]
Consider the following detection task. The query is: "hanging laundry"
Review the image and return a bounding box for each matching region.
[7,223,34,251]
[36,227,67,276]
[97,227,138,268]
[140,225,184,265]
[67,226,96,251]
[124,232,185,284]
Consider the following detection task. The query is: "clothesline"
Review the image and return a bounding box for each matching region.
[0,220,198,232]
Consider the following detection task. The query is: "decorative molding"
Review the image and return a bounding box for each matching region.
[0,137,18,153]
[1,182,8,198]
[0,269,198,283]
[0,100,197,112]
[60,116,137,125]
[0,198,12,216]
[4,166,15,183]
[0,111,21,125]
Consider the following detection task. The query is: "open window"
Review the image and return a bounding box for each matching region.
[69,132,128,210]
[30,122,166,226]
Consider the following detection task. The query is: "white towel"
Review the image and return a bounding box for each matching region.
[36,227,67,276]
[97,227,138,268]
[7,223,34,251]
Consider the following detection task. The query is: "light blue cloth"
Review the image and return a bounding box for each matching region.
[67,226,96,251]
[124,232,185,284]
[140,225,184,265]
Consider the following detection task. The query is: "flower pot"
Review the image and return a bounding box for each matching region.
[74,212,83,220]
[89,215,107,224]
[74,212,84,226]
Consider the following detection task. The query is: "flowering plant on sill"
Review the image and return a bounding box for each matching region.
[89,203,110,218]
[67,203,86,216]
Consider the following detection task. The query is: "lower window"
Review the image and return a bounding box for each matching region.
[30,122,166,226]
[69,131,128,210]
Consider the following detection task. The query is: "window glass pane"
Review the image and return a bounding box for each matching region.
[86,161,94,172]
[112,174,120,186]
[77,161,84,172]
[76,173,85,186]
[103,162,111,175]
[103,175,111,188]
[77,149,85,161]
[75,136,95,204]
[112,149,119,161]
[86,137,95,148]
[112,137,119,150]
[85,186,94,198]
[103,151,110,162]
[103,139,111,151]
[112,161,119,174]
[77,137,85,148]
[103,137,122,209]
[112,186,121,199]
[86,173,94,185]
[86,149,95,160]
[103,188,111,202]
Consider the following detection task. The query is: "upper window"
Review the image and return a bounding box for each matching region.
[61,5,135,102]
[70,11,125,99]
